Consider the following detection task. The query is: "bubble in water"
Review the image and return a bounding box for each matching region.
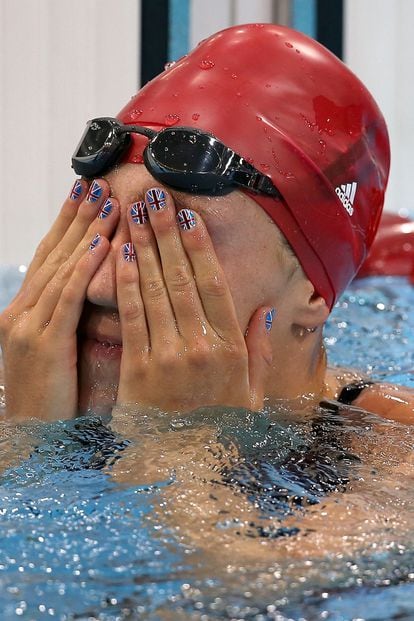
[199,59,215,70]
[192,113,200,121]
[164,113,180,127]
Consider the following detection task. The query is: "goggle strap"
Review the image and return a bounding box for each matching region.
[231,169,280,197]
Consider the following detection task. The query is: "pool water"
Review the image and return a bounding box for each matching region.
[1,267,414,621]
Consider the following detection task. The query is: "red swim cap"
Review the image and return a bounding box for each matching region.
[117,23,390,308]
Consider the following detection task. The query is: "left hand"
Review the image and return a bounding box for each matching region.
[115,187,274,413]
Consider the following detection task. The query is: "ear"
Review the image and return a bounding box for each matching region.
[292,279,330,330]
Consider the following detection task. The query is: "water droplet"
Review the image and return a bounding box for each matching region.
[199,59,215,70]
[260,163,270,171]
[188,134,197,144]
[164,60,176,70]
[164,113,180,126]
[265,83,272,88]
[130,108,143,120]
[192,113,200,121]
[285,42,293,49]
[256,116,262,122]
[132,153,144,164]
[231,73,238,79]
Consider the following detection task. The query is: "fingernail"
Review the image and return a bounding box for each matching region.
[265,308,275,332]
[177,208,196,231]
[98,198,113,219]
[146,187,166,211]
[86,180,103,203]
[89,233,101,250]
[131,201,149,224]
[70,179,83,201]
[122,242,136,262]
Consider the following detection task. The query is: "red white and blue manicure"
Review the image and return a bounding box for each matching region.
[98,198,113,219]
[146,188,166,211]
[131,201,149,224]
[86,180,103,203]
[265,308,275,332]
[89,233,101,250]
[70,179,83,201]
[177,209,196,230]
[122,242,136,262]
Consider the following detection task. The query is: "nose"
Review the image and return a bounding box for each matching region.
[86,163,155,309]
[86,211,130,309]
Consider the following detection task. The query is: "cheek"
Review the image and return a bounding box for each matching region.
[215,244,270,328]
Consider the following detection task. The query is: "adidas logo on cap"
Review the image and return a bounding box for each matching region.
[335,182,357,216]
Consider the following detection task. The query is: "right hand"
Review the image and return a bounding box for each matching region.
[0,179,119,420]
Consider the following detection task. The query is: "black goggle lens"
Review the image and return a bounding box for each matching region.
[72,118,279,198]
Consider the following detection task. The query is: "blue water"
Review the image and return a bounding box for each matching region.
[1,267,414,620]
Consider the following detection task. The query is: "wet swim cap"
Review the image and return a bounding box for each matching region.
[117,23,390,308]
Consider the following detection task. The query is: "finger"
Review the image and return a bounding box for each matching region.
[176,208,242,340]
[24,178,90,283]
[127,198,179,347]
[46,234,111,336]
[116,242,149,354]
[27,199,119,324]
[245,307,274,410]
[142,188,206,336]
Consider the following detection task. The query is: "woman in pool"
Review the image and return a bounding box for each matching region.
[1,23,413,423]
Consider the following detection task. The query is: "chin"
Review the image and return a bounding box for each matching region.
[77,338,121,415]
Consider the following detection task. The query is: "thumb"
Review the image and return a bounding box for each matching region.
[245,307,274,410]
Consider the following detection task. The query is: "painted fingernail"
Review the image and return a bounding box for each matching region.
[98,198,113,219]
[86,180,103,203]
[177,209,196,231]
[265,308,275,332]
[89,233,101,250]
[122,242,136,262]
[70,179,83,201]
[131,201,149,224]
[146,187,166,211]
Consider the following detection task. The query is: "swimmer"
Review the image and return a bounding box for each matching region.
[1,23,413,424]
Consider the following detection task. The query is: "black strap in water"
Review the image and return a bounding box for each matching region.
[337,380,375,405]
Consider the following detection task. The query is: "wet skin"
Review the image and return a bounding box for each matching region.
[78,163,309,414]
[1,163,323,420]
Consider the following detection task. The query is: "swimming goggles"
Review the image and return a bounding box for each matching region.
[72,117,280,197]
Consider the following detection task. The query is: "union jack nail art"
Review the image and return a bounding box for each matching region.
[98,198,113,219]
[177,209,196,230]
[86,180,103,203]
[131,201,149,224]
[146,188,166,211]
[70,179,83,201]
[89,233,101,250]
[122,242,136,262]
[265,308,275,332]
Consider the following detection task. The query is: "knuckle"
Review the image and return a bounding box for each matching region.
[198,271,227,298]
[59,282,78,306]
[165,264,193,293]
[141,277,166,300]
[157,346,177,369]
[44,248,70,271]
[121,300,144,324]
